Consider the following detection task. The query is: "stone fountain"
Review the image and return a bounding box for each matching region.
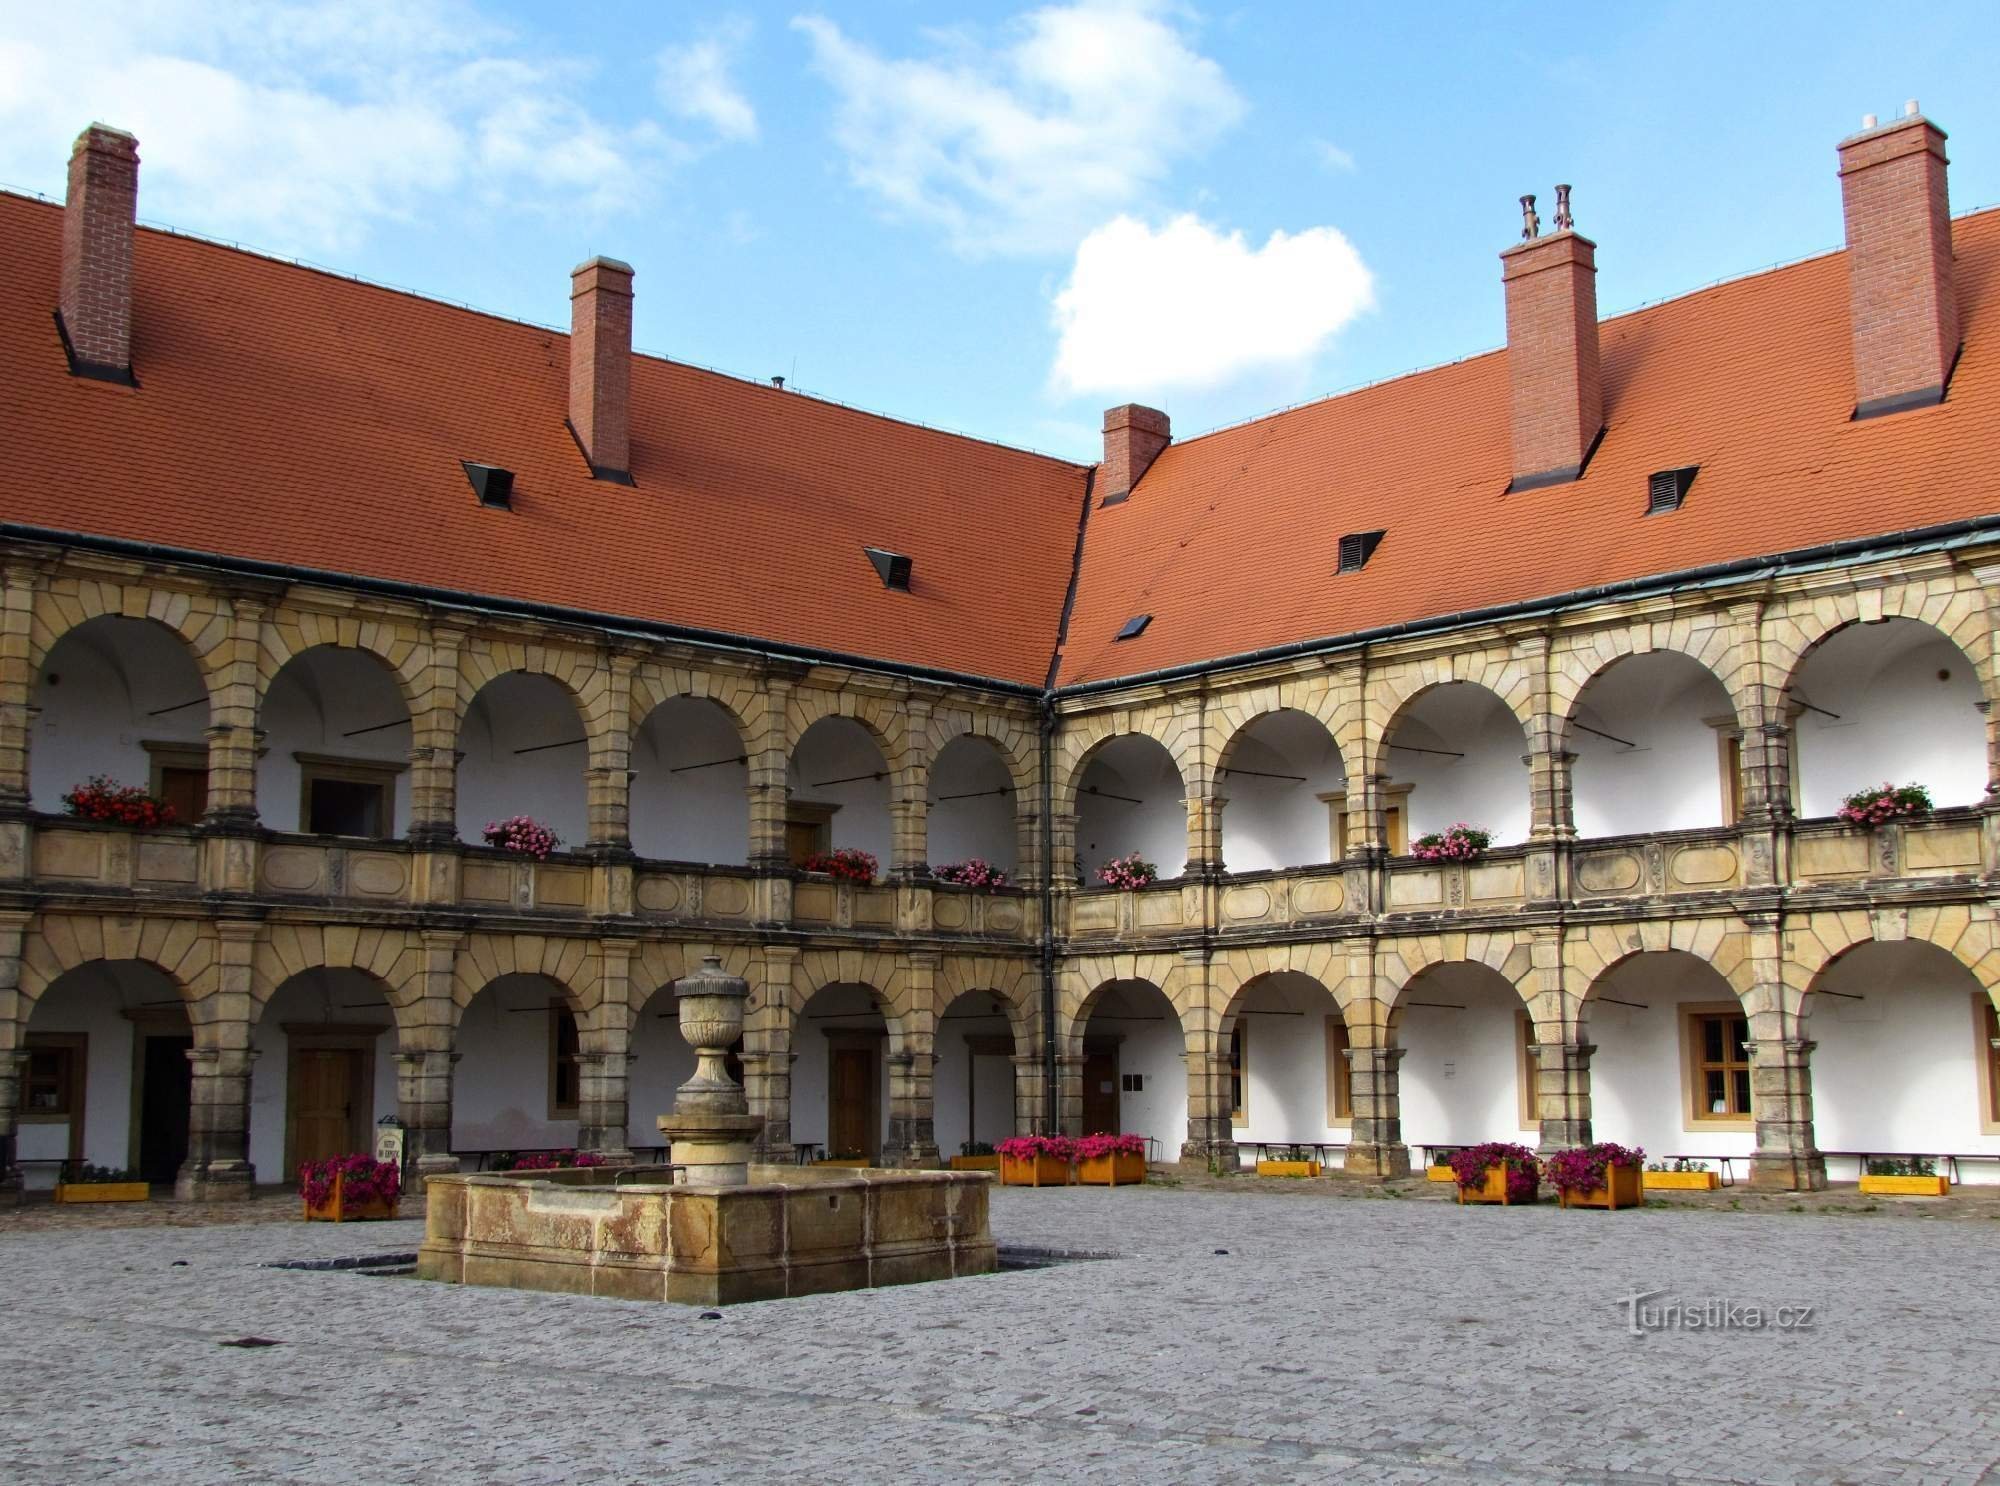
[417,956,996,1304]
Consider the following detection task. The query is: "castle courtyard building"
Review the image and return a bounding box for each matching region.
[5,106,2000,1201]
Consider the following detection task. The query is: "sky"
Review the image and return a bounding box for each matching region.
[3,1,1997,463]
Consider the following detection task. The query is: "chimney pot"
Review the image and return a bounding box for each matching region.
[1862,113,1878,130]
[569,255,635,480]
[1905,98,1920,117]
[1099,404,1171,503]
[1837,110,1957,417]
[1500,215,1602,490]
[59,122,140,381]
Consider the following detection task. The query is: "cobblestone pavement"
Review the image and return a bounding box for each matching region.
[3,1183,1997,1485]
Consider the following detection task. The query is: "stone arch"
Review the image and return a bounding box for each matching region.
[451,932,598,1021]
[785,688,907,767]
[261,610,425,721]
[628,664,761,755]
[1052,708,1195,819]
[1550,615,1746,735]
[1375,674,1536,847]
[252,924,424,1030]
[922,709,1037,801]
[1769,580,1994,701]
[937,954,1040,1060]
[1371,653,1538,741]
[791,948,915,1035]
[1790,904,2000,1003]
[1056,955,1193,1058]
[17,915,217,1012]
[926,730,1026,871]
[1377,932,1536,1021]
[627,940,761,1034]
[1559,645,1744,838]
[1211,944,1356,1034]
[1567,919,1757,1029]
[457,639,617,769]
[27,579,230,679]
[1212,706,1349,871]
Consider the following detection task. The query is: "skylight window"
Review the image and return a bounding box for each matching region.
[865,547,913,590]
[1116,614,1152,641]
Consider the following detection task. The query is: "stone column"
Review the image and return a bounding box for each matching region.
[1010,1050,1043,1138]
[405,620,466,847]
[1343,1046,1411,1179]
[1530,1037,1594,1152]
[1049,808,1079,887]
[0,909,28,1199]
[1178,1039,1240,1173]
[585,649,637,853]
[889,696,932,881]
[203,591,268,832]
[576,938,635,1161]
[746,946,796,1157]
[397,929,462,1173]
[0,560,41,825]
[177,921,260,1201]
[1747,1037,1827,1190]
[885,963,939,1166]
[747,674,794,871]
[1053,1051,1084,1135]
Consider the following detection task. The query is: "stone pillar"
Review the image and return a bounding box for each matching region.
[1054,1051,1084,1135]
[1530,1038,1594,1152]
[1010,1050,1043,1138]
[885,961,939,1166]
[746,946,796,1157]
[747,674,794,871]
[1747,1037,1827,1190]
[1343,1045,1411,1179]
[1049,808,1079,887]
[0,560,41,824]
[177,921,260,1201]
[889,696,931,881]
[1178,1038,1240,1173]
[395,1048,458,1177]
[0,909,28,1199]
[585,649,637,853]
[577,938,634,1161]
[203,591,268,832]
[405,620,465,847]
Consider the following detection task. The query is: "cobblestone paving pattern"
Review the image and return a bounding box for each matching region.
[2,1184,1996,1484]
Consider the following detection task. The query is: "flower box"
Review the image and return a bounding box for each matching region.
[1557,1163,1645,1210]
[303,1173,400,1223]
[999,1154,1072,1187]
[1643,1169,1720,1192]
[1077,1152,1147,1186]
[54,1181,150,1204]
[1858,1173,1950,1197]
[1255,1159,1321,1178]
[949,1154,1001,1172]
[1424,1164,1456,1182]
[1449,1141,1540,1205]
[1457,1165,1536,1204]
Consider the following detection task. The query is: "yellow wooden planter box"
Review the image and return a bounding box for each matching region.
[1557,1163,1645,1210]
[1858,1173,1951,1197]
[811,1158,871,1169]
[1424,1164,1456,1182]
[1077,1152,1146,1186]
[303,1174,400,1223]
[54,1181,150,1204]
[1456,1164,1538,1205]
[999,1153,1072,1187]
[1643,1169,1720,1192]
[949,1155,1000,1172]
[1255,1159,1322,1178]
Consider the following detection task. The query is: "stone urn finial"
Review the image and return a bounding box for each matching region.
[657,956,763,1186]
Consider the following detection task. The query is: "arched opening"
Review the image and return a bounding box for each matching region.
[1584,950,1754,1167]
[1074,979,1184,1156]
[259,647,413,838]
[792,983,891,1163]
[1791,618,1986,818]
[934,988,1020,1157]
[1074,735,1186,884]
[1805,940,2000,1182]
[629,697,750,865]
[1223,972,1351,1164]
[30,617,209,821]
[451,974,582,1159]
[927,735,1018,874]
[787,718,892,871]
[16,961,189,1188]
[456,674,589,851]
[1218,711,1346,871]
[1382,684,1529,851]
[1391,963,1531,1147]
[1569,652,1738,838]
[250,969,397,1176]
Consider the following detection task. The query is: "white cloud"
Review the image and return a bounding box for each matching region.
[0,0,677,255]
[1050,214,1373,396]
[1310,138,1356,173]
[793,1,1243,257]
[658,19,758,142]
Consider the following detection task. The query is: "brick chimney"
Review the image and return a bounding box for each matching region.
[1500,193,1602,491]
[58,123,140,382]
[1838,103,1958,418]
[568,256,635,481]
[1099,404,1170,504]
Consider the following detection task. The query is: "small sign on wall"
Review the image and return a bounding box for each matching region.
[1121,1073,1144,1092]
[375,1114,405,1169]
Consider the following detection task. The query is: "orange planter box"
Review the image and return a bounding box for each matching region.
[1643,1169,1720,1192]
[1077,1152,1146,1186]
[999,1153,1072,1187]
[55,1181,150,1204]
[1557,1163,1645,1210]
[1456,1164,1538,1205]
[1858,1173,1951,1197]
[949,1155,1000,1172]
[303,1173,401,1223]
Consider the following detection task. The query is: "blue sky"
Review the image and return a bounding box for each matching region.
[3,2,1997,461]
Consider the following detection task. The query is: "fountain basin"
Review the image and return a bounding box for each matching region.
[416,1164,996,1305]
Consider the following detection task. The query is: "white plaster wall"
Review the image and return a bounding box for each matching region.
[1230,974,1350,1157]
[247,970,396,1176]
[15,963,173,1184]
[450,974,579,1151]
[928,736,1018,872]
[1794,619,1987,816]
[455,674,589,849]
[789,984,892,1154]
[627,987,698,1151]
[932,991,1017,1155]
[1395,966,1527,1146]
[258,647,413,835]
[1585,953,1757,1167]
[1221,711,1345,872]
[1807,942,2000,1184]
[1080,980,1186,1155]
[1387,685,1530,848]
[789,719,892,867]
[29,618,208,813]
[630,698,750,865]
[1075,736,1187,883]
[1571,653,1735,839]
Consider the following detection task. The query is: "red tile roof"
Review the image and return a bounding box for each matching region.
[0,193,1089,689]
[1056,207,2000,686]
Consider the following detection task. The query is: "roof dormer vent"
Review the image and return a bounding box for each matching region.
[1337,530,1385,573]
[1115,613,1152,641]
[1646,466,1696,515]
[865,547,913,590]
[463,461,515,508]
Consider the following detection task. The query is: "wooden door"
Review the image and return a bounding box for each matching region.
[828,1044,878,1162]
[1081,1048,1119,1135]
[137,1034,193,1185]
[292,1048,362,1167]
